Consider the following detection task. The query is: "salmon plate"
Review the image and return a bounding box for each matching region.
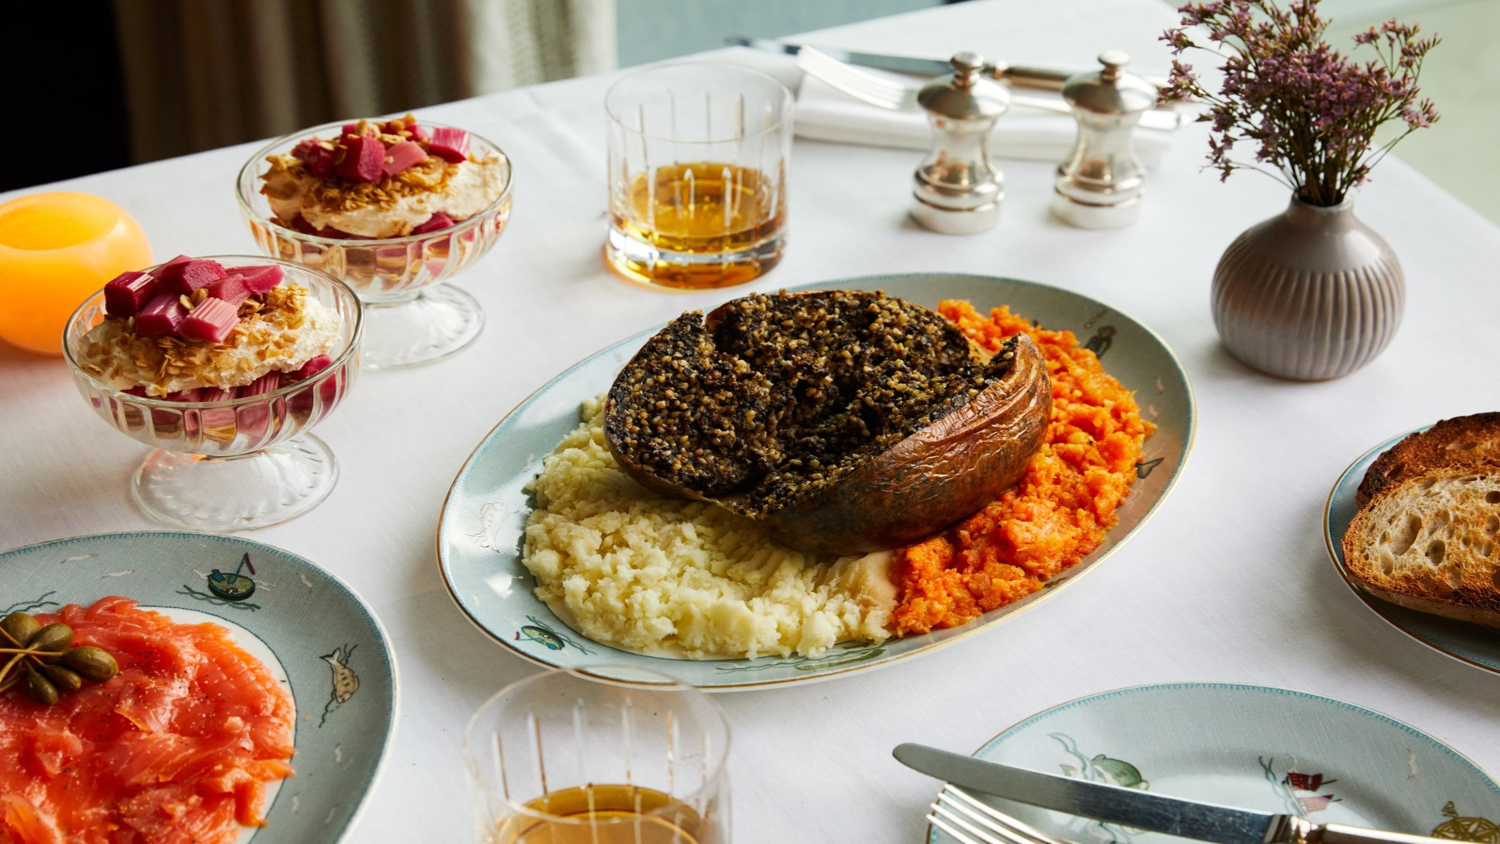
[0,597,295,844]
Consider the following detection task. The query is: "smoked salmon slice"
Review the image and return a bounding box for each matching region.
[0,598,295,844]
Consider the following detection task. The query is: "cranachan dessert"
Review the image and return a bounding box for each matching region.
[260,115,506,239]
[77,256,340,400]
[522,291,1153,659]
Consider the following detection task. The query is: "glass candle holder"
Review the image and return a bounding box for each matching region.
[0,192,152,355]
[63,257,362,532]
[466,667,731,843]
[237,121,513,370]
[605,63,794,290]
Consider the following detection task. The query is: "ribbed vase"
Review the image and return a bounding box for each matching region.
[1211,196,1404,380]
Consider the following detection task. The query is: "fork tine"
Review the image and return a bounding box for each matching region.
[930,799,1004,844]
[945,789,1068,844]
[936,794,1033,844]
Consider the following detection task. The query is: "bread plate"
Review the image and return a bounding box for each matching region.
[1324,429,1500,675]
[436,273,1196,690]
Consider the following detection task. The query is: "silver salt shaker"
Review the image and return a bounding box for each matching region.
[1052,50,1157,229]
[910,52,1011,235]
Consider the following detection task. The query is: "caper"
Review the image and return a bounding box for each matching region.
[60,646,119,682]
[0,612,39,647]
[25,671,58,706]
[37,664,83,694]
[26,623,73,654]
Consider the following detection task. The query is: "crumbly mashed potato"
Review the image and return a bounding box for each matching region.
[522,398,896,659]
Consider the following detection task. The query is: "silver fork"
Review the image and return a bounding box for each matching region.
[796,46,1183,132]
[928,787,1072,844]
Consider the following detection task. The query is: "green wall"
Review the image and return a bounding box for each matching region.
[616,0,945,67]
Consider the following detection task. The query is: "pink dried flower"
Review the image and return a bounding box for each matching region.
[1160,0,1440,205]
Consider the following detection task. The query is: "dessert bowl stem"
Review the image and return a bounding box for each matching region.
[358,284,485,370]
[130,434,339,531]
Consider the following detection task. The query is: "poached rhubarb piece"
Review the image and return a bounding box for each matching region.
[411,211,455,235]
[237,265,285,295]
[157,258,227,296]
[134,294,189,337]
[240,370,281,397]
[337,136,387,183]
[104,271,158,317]
[289,354,333,381]
[427,127,470,163]
[206,273,252,307]
[180,298,241,344]
[383,141,426,176]
[292,139,336,177]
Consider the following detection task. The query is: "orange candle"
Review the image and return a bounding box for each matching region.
[0,192,152,355]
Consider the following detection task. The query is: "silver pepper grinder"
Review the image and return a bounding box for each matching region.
[910,52,1011,235]
[1051,50,1157,229]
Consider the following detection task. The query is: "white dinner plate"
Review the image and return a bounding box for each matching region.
[929,683,1500,844]
[437,273,1196,689]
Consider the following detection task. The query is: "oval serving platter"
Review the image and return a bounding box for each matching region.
[927,682,1500,844]
[437,273,1196,690]
[0,532,399,843]
[1324,429,1500,675]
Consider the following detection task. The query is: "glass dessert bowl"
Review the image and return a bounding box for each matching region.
[64,255,363,532]
[236,117,512,370]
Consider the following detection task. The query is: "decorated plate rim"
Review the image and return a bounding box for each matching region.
[926,680,1500,843]
[0,530,402,844]
[436,272,1198,690]
[1321,427,1500,676]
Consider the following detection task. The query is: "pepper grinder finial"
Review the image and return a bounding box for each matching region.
[910,52,1011,235]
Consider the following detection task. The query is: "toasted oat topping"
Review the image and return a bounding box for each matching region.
[78,283,340,396]
[262,154,460,213]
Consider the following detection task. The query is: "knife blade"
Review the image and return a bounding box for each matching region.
[725,36,1171,92]
[726,36,965,78]
[895,744,1451,844]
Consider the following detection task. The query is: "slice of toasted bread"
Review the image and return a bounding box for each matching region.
[1342,466,1500,629]
[1357,412,1500,506]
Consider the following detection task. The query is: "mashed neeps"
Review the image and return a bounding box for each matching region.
[890,302,1154,634]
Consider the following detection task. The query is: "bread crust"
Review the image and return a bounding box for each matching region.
[1357,412,1500,506]
[1341,466,1500,630]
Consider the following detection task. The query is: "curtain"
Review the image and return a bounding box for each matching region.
[112,0,617,164]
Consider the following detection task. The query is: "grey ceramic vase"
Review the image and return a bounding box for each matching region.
[1211,196,1404,380]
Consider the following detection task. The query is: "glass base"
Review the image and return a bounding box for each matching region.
[131,434,339,531]
[604,228,784,290]
[360,284,485,370]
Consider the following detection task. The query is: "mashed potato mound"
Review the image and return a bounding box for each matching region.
[522,398,895,659]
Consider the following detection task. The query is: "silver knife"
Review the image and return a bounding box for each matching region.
[895,744,1449,844]
[725,36,1170,92]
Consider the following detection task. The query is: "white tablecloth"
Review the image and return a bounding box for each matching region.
[3,1,1497,842]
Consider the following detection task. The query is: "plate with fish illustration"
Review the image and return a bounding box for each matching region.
[928,683,1500,844]
[437,273,1196,690]
[1324,429,1500,675]
[0,532,398,843]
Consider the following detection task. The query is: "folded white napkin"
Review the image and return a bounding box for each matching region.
[794,74,1173,169]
